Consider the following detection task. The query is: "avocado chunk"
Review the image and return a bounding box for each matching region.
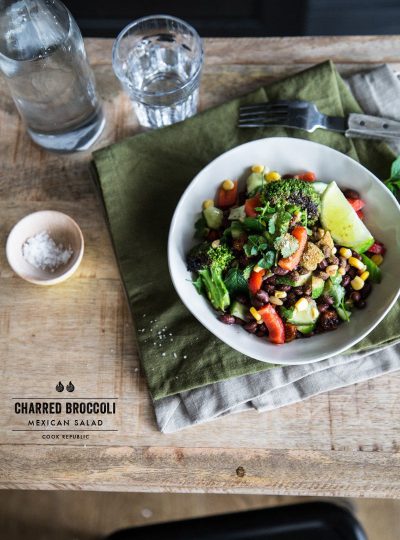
[246,172,264,195]
[230,300,249,321]
[311,276,325,299]
[297,323,315,334]
[203,206,223,229]
[276,271,311,287]
[286,298,319,326]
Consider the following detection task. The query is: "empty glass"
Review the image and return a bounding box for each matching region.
[112,15,204,129]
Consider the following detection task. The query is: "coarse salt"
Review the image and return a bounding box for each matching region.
[22,230,73,272]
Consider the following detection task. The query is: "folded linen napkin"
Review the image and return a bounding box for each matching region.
[92,61,400,432]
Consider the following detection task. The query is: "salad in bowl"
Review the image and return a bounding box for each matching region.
[186,166,385,345]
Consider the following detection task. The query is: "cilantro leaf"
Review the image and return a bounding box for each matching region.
[242,264,253,280]
[194,215,209,239]
[257,250,275,269]
[243,217,264,233]
[384,155,400,197]
[224,267,249,297]
[274,233,299,258]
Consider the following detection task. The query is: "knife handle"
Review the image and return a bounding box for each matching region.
[347,113,400,140]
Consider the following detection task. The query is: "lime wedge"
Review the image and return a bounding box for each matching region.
[320,181,374,253]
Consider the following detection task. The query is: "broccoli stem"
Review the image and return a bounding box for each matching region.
[198,267,230,312]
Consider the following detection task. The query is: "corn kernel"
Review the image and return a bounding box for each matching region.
[371,254,383,266]
[295,297,308,311]
[348,256,366,271]
[222,179,235,191]
[250,307,261,321]
[339,247,352,259]
[360,271,370,281]
[338,267,346,275]
[253,265,263,273]
[274,290,287,299]
[202,199,214,210]
[326,264,339,276]
[351,276,364,291]
[311,307,319,319]
[251,164,264,174]
[331,247,337,254]
[269,296,283,306]
[211,239,220,249]
[265,171,281,182]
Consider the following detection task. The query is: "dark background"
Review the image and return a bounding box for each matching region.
[63,0,400,37]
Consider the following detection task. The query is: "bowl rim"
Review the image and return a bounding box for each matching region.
[5,210,84,286]
[168,136,400,364]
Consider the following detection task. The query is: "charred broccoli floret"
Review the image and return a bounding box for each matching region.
[186,242,234,311]
[262,178,321,225]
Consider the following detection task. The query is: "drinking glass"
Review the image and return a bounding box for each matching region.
[112,15,204,129]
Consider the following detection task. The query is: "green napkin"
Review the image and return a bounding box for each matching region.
[93,60,399,400]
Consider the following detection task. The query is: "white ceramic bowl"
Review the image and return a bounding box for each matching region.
[6,210,84,286]
[168,137,400,365]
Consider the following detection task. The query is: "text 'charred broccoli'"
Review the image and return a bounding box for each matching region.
[262,178,321,225]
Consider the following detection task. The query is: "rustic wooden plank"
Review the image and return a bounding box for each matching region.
[1,445,400,498]
[1,36,400,496]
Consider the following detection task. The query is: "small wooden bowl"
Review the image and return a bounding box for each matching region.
[6,210,84,286]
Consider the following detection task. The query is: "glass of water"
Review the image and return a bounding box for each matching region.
[112,15,204,129]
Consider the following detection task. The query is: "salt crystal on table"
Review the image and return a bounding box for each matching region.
[22,230,73,272]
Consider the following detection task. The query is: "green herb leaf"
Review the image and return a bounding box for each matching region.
[192,276,204,295]
[268,213,277,234]
[257,250,275,269]
[194,215,209,239]
[224,267,249,296]
[242,264,253,280]
[390,155,400,178]
[274,233,299,258]
[243,217,264,233]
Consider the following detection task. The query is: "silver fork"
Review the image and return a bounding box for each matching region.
[238,99,400,140]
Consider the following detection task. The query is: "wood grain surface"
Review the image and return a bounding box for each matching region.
[1,36,400,496]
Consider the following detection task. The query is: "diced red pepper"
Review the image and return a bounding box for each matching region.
[217,180,238,208]
[278,226,308,272]
[244,193,261,217]
[347,198,365,212]
[367,241,386,255]
[298,171,316,182]
[248,269,265,295]
[356,210,364,220]
[258,304,285,344]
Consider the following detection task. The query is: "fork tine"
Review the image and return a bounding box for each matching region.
[238,118,288,127]
[239,103,289,114]
[239,108,287,118]
[239,110,287,120]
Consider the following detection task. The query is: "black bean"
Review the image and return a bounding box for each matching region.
[255,290,269,304]
[361,282,372,298]
[339,256,347,268]
[343,188,360,199]
[235,294,249,305]
[218,314,235,325]
[322,294,334,305]
[322,245,331,258]
[317,302,329,313]
[252,299,264,310]
[234,317,245,325]
[265,275,276,284]
[318,309,339,331]
[263,284,275,295]
[348,267,357,279]
[317,271,329,281]
[352,251,362,260]
[356,299,367,309]
[329,255,339,266]
[286,292,297,306]
[288,270,300,283]
[350,291,361,303]
[342,275,351,288]
[298,266,310,275]
[256,329,266,337]
[302,285,312,297]
[273,266,289,276]
[294,286,304,296]
[244,321,258,333]
[319,259,328,270]
[345,264,350,272]
[279,284,292,292]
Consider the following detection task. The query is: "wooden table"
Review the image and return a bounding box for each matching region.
[1,37,400,497]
